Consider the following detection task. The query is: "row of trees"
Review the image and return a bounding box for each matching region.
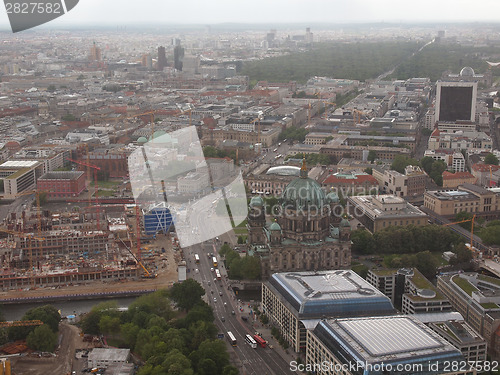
[202,146,236,162]
[351,225,460,256]
[391,155,446,186]
[278,126,309,142]
[0,305,60,352]
[219,244,261,280]
[284,152,333,165]
[80,282,238,375]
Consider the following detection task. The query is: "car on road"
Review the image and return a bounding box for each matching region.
[221,317,225,322]
[214,298,217,302]
[219,292,223,296]
[208,281,211,286]
[210,267,214,272]
[231,310,235,315]
[241,316,248,321]
[224,302,227,306]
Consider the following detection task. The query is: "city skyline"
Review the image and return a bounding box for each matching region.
[2,0,500,31]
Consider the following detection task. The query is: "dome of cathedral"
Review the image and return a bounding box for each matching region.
[282,177,326,208]
[250,196,264,207]
[270,221,281,231]
[326,190,339,204]
[281,158,327,208]
[137,136,148,144]
[340,218,351,228]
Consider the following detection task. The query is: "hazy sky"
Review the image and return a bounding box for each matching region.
[1,0,500,30]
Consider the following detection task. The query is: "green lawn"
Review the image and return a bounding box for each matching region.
[480,302,499,309]
[233,228,248,235]
[96,190,116,197]
[452,275,478,296]
[90,180,121,189]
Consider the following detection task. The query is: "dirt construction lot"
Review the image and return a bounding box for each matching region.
[11,322,87,375]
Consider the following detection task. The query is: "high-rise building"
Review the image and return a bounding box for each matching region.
[157,46,167,71]
[435,81,477,123]
[89,42,101,62]
[174,45,184,71]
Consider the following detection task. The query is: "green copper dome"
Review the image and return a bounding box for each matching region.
[137,136,148,144]
[340,218,351,228]
[282,177,326,208]
[250,196,264,207]
[270,221,281,231]
[326,190,339,203]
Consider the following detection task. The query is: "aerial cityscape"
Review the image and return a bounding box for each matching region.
[0,1,500,375]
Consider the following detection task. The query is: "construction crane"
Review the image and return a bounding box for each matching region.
[117,237,156,278]
[0,320,43,328]
[323,101,336,120]
[443,214,476,250]
[15,189,44,237]
[68,158,102,231]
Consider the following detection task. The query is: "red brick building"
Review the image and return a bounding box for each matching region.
[37,171,86,198]
[87,151,129,178]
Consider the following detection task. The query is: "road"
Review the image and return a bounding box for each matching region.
[0,193,34,223]
[261,142,291,164]
[186,240,294,375]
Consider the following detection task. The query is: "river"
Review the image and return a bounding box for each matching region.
[1,297,138,321]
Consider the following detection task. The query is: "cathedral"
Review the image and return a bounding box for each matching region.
[247,160,351,278]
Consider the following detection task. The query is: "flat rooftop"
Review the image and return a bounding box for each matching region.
[88,348,130,362]
[349,195,427,220]
[268,270,395,318]
[39,171,84,181]
[0,160,39,169]
[315,316,464,368]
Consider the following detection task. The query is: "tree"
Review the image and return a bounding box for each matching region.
[222,366,239,375]
[260,314,269,324]
[485,153,499,166]
[99,315,121,335]
[26,325,57,352]
[38,191,47,206]
[219,244,231,256]
[480,221,500,246]
[421,128,432,136]
[161,349,194,375]
[61,114,76,121]
[391,155,419,174]
[420,156,435,174]
[170,279,205,311]
[367,150,377,163]
[190,340,229,375]
[351,229,376,254]
[47,85,56,92]
[184,303,214,326]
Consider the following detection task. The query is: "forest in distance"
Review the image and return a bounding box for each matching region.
[241,40,500,84]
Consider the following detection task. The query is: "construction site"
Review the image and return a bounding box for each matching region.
[0,191,181,300]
